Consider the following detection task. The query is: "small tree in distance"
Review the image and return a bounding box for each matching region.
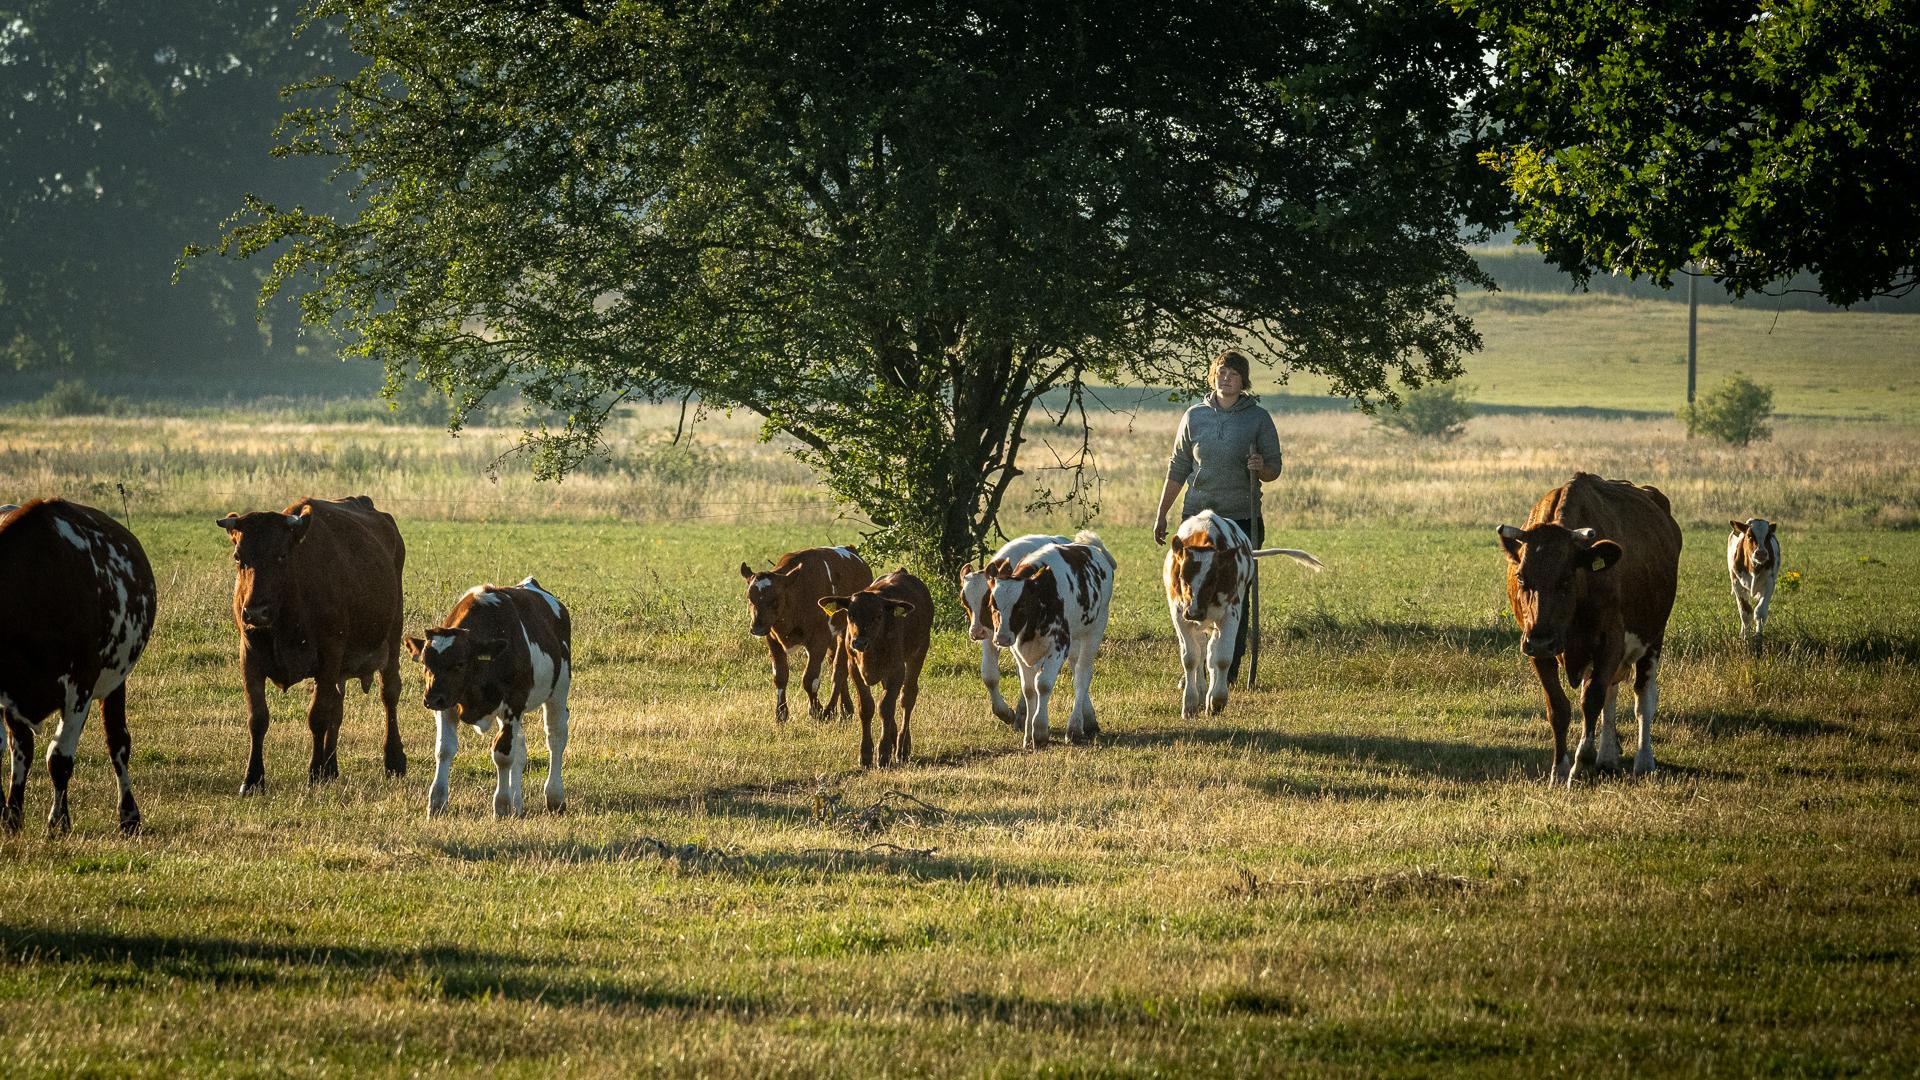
[1681,374,1775,446]
[1376,382,1475,442]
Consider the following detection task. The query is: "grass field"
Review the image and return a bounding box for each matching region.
[3,289,1919,1073]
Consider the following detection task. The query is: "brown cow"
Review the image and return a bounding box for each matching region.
[406,577,572,818]
[740,545,872,722]
[1498,474,1682,785]
[818,569,933,768]
[217,495,407,793]
[0,499,156,834]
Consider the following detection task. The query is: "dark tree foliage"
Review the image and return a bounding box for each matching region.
[1461,0,1920,305]
[212,0,1502,571]
[0,2,347,370]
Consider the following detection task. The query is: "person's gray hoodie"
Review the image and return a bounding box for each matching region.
[1165,394,1282,522]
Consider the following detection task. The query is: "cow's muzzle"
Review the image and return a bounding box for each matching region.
[749,625,770,638]
[1181,606,1203,624]
[970,625,991,642]
[849,637,871,653]
[1521,632,1562,658]
[993,631,1014,649]
[241,605,274,631]
[422,691,449,711]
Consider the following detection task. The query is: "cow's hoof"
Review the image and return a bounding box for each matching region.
[1206,697,1227,717]
[775,702,790,724]
[546,798,566,814]
[1067,730,1092,746]
[240,777,266,797]
[118,804,142,837]
[2,806,22,833]
[1633,752,1657,776]
[385,752,408,779]
[46,809,70,835]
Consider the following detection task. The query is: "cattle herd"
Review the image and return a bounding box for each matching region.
[0,471,1786,834]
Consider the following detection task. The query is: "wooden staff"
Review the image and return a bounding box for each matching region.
[1246,455,1261,689]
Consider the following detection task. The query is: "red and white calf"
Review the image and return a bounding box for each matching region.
[1727,518,1781,639]
[983,533,1117,748]
[406,577,572,818]
[0,499,156,835]
[1163,511,1322,718]
[959,533,1069,726]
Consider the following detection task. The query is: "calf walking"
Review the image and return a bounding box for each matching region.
[1727,518,1782,639]
[819,570,932,768]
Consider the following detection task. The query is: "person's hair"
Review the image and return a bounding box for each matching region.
[1209,349,1253,391]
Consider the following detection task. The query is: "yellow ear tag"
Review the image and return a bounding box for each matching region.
[475,654,494,663]
[1590,558,1606,571]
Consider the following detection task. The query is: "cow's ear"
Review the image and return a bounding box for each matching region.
[1496,524,1525,563]
[960,562,975,579]
[1169,533,1185,553]
[739,562,755,580]
[817,596,848,616]
[886,600,916,617]
[1585,540,1624,573]
[1728,519,1748,534]
[403,636,428,662]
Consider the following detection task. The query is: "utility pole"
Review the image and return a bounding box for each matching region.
[1687,262,1699,409]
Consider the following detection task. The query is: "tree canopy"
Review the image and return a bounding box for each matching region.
[0,1,348,371]
[213,0,1503,570]
[1462,0,1920,304]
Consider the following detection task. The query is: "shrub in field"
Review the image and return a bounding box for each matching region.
[1681,373,1774,445]
[31,378,125,417]
[1376,382,1475,441]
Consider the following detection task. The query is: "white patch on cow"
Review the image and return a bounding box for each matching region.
[524,627,558,707]
[833,546,857,561]
[1616,631,1648,682]
[467,585,502,605]
[518,577,565,619]
[52,517,89,552]
[542,659,571,812]
[1633,654,1660,774]
[752,578,774,593]
[429,633,458,654]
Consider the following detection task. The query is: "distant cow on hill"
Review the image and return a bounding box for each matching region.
[984,533,1117,749]
[1163,511,1322,718]
[960,533,1069,726]
[740,546,872,723]
[407,577,572,818]
[1727,518,1782,639]
[819,569,932,768]
[1498,473,1682,785]
[217,495,407,793]
[0,499,156,835]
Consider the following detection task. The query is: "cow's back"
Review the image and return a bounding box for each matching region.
[1528,473,1682,638]
[773,546,873,598]
[287,496,405,656]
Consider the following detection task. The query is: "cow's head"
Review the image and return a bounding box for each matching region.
[818,591,915,655]
[404,627,510,717]
[1498,523,1624,657]
[217,508,313,632]
[985,561,1052,648]
[739,561,802,637]
[958,559,1011,642]
[1166,528,1238,624]
[1729,518,1777,570]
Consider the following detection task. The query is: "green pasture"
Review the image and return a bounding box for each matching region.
[2,516,1916,1075]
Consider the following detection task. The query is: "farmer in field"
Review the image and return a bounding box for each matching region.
[1153,348,1284,682]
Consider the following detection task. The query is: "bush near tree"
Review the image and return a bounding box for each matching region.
[1681,373,1775,446]
[1376,382,1475,442]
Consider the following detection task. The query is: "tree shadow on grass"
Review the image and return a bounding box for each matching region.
[0,923,766,1011]
[1664,706,1849,740]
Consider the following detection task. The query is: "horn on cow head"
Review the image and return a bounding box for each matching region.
[1570,527,1598,542]
[1496,524,1525,562]
[288,506,314,544]
[216,513,241,532]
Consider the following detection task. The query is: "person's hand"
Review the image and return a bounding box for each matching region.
[1153,514,1168,545]
[1247,450,1266,478]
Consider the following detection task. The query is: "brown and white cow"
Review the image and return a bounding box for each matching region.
[1498,473,1682,785]
[983,533,1117,748]
[740,545,871,723]
[217,495,407,793]
[1164,511,1323,718]
[406,577,572,818]
[0,499,155,835]
[959,533,1069,726]
[1728,518,1782,639]
[818,569,932,768]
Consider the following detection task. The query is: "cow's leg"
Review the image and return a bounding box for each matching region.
[379,654,407,778]
[854,678,876,768]
[1016,655,1044,750]
[1027,647,1068,750]
[100,683,140,836]
[1205,610,1239,716]
[826,622,854,719]
[1066,638,1097,745]
[1734,587,1755,636]
[491,711,525,817]
[982,639,1018,726]
[1568,675,1609,787]
[542,665,571,813]
[428,709,459,818]
[240,654,271,795]
[1596,680,1622,772]
[898,666,919,764]
[1753,582,1774,639]
[306,679,345,784]
[768,638,791,724]
[1175,619,1207,719]
[876,678,902,766]
[1632,652,1660,775]
[3,713,33,832]
[1531,656,1573,784]
[44,681,90,834]
[800,640,828,719]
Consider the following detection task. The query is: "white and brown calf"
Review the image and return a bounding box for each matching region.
[959,533,1069,726]
[1727,518,1782,639]
[406,577,572,818]
[0,499,156,835]
[1164,511,1322,718]
[741,546,872,722]
[984,534,1117,748]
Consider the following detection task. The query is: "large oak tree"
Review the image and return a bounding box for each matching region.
[214,0,1503,571]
